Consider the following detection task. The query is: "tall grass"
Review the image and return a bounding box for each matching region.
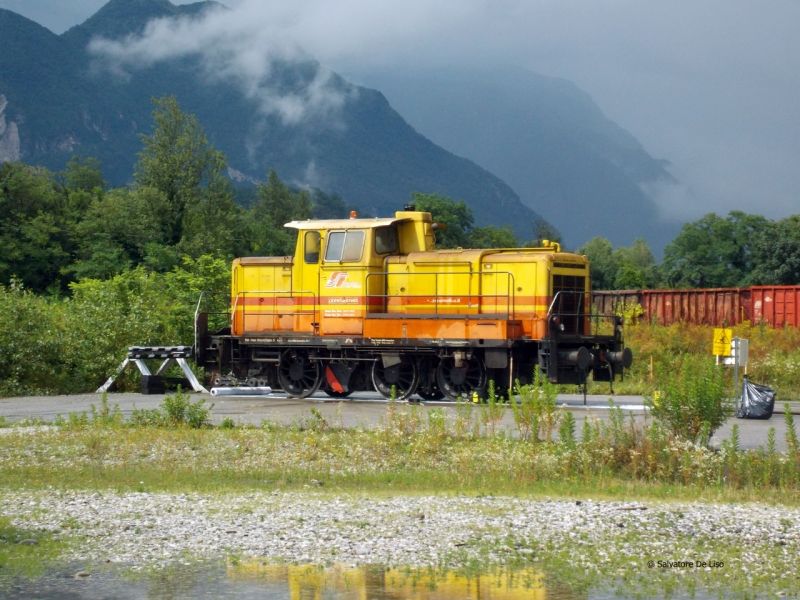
[610,321,800,398]
[3,396,799,500]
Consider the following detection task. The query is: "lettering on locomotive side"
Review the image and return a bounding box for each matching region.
[325,272,361,289]
[328,297,359,304]
[323,310,357,317]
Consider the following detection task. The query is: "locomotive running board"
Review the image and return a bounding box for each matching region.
[96,346,209,394]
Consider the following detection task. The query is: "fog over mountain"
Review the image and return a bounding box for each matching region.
[348,66,681,249]
[3,0,799,247]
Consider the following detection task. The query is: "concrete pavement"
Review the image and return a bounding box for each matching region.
[0,390,795,451]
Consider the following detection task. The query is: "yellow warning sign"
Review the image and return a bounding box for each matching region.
[713,327,732,356]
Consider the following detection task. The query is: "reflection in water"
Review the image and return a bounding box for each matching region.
[228,561,571,599]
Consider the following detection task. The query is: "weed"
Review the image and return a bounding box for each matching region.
[185,398,213,429]
[163,390,191,425]
[478,380,506,437]
[89,393,124,427]
[646,355,732,443]
[785,404,799,456]
[558,411,576,449]
[513,367,561,442]
[220,416,236,430]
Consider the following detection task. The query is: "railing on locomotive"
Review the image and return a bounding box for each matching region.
[232,290,318,333]
[363,270,517,317]
[547,290,620,336]
[194,290,234,336]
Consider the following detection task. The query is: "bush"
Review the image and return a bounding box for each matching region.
[0,256,230,397]
[646,355,733,443]
[0,281,70,396]
[130,391,213,428]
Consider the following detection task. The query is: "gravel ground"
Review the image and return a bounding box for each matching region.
[3,489,799,584]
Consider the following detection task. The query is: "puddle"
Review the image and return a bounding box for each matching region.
[0,560,722,599]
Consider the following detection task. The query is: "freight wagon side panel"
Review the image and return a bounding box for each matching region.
[752,286,800,327]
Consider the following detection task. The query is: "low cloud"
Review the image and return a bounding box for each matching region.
[59,0,800,222]
[88,4,355,125]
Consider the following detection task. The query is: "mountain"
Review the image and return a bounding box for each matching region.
[0,1,543,238]
[349,66,681,250]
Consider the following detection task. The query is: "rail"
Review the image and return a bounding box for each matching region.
[194,291,233,351]
[232,290,317,333]
[548,291,620,336]
[364,270,517,318]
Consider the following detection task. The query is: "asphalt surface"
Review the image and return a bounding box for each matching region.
[1,390,794,451]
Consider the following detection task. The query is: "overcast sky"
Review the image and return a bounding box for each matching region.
[2,0,799,222]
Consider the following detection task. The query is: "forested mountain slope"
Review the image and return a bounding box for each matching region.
[0,0,543,237]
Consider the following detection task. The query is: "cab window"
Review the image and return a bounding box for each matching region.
[374,226,398,254]
[304,231,320,264]
[325,230,365,262]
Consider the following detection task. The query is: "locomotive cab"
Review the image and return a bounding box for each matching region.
[200,209,631,399]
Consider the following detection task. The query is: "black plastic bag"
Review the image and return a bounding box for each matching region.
[737,377,776,419]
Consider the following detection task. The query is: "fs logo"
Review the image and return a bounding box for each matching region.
[326,272,361,289]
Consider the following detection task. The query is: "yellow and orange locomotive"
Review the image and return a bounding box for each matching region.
[197,207,632,399]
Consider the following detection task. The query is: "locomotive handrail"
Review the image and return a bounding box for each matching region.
[548,291,619,336]
[194,290,230,341]
[364,270,517,318]
[232,289,318,333]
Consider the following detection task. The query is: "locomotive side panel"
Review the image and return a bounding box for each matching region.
[231,258,294,335]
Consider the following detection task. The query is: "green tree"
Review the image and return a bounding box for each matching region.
[0,163,74,293]
[748,216,800,285]
[576,237,660,290]
[661,211,768,288]
[469,225,519,249]
[410,192,473,248]
[410,192,517,249]
[576,237,617,290]
[69,187,174,280]
[244,170,312,256]
[134,96,238,256]
[59,155,107,195]
[530,216,563,246]
[612,238,659,289]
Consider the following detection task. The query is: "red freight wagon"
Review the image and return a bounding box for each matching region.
[592,286,800,328]
[591,290,640,317]
[750,286,800,328]
[641,288,750,327]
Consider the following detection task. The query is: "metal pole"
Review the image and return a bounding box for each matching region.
[733,337,739,413]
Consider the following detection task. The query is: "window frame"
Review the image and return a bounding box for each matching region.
[374,225,399,255]
[304,231,321,264]
[324,229,366,263]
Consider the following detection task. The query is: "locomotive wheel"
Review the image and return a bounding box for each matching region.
[277,350,322,398]
[371,359,419,401]
[436,357,487,401]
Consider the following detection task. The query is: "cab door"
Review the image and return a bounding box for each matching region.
[291,230,321,333]
[319,229,367,335]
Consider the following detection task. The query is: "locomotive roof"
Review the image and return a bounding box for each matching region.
[285,217,410,230]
